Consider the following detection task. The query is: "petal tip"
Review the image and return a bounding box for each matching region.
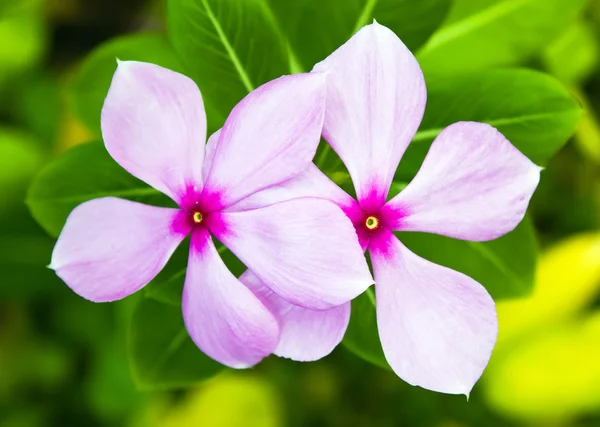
[230,362,254,370]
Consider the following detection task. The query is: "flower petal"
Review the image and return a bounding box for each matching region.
[50,197,187,302]
[201,129,221,182]
[101,61,206,203]
[183,229,279,368]
[228,164,356,212]
[384,122,540,241]
[369,230,498,395]
[212,198,372,310]
[313,22,426,210]
[240,270,350,361]
[201,73,326,211]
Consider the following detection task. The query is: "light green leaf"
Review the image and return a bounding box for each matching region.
[167,0,290,131]
[27,141,171,237]
[397,69,582,181]
[129,297,223,389]
[71,34,183,135]
[417,0,587,76]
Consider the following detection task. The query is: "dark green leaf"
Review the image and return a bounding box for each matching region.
[267,0,451,70]
[416,0,587,76]
[167,0,290,131]
[397,69,582,181]
[129,297,223,389]
[27,141,172,237]
[71,33,183,135]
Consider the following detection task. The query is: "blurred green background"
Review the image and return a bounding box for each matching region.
[1,0,600,426]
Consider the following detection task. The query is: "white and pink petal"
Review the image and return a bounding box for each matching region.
[384,122,540,241]
[369,230,498,395]
[202,74,327,211]
[211,198,372,310]
[313,22,426,211]
[101,61,207,203]
[183,229,280,368]
[227,164,356,213]
[51,197,188,302]
[240,270,350,361]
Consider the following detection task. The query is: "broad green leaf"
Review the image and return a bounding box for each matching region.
[343,217,537,367]
[267,0,451,70]
[167,0,290,130]
[397,69,582,181]
[71,34,183,135]
[27,141,172,237]
[542,20,599,85]
[416,0,587,76]
[129,296,223,389]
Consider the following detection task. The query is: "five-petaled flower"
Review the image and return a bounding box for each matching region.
[49,61,373,369]
[237,23,541,395]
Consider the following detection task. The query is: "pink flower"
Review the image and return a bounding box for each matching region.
[50,61,372,369]
[236,23,541,394]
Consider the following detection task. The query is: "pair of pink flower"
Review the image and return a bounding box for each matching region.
[51,23,539,395]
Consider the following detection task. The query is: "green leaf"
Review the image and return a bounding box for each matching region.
[267,0,451,71]
[416,0,587,76]
[397,69,582,181]
[129,296,223,389]
[27,141,172,237]
[72,33,183,135]
[167,0,290,131]
[343,217,537,367]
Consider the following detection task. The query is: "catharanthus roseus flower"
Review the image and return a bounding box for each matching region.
[237,23,541,394]
[50,61,372,368]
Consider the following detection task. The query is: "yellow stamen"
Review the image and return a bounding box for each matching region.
[192,212,203,224]
[365,216,379,230]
